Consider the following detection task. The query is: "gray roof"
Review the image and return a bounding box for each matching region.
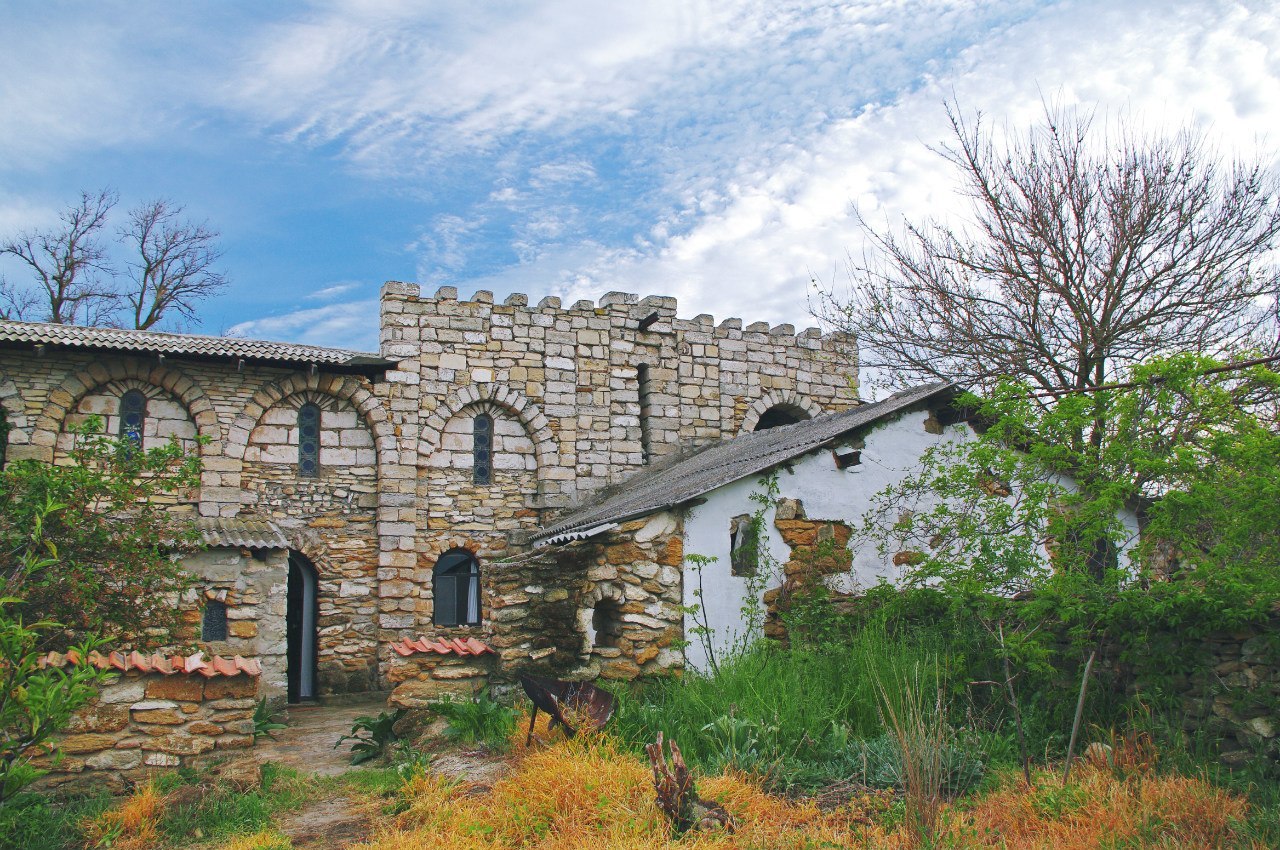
[535,381,957,545]
[0,320,396,375]
[196,517,290,549]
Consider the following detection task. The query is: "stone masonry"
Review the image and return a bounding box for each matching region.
[0,284,859,706]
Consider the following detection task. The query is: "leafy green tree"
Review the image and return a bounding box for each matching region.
[0,419,203,650]
[857,355,1280,770]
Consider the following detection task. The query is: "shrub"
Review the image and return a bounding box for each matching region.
[428,689,518,751]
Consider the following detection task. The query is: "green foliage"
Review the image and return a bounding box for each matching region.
[0,419,203,649]
[0,603,107,806]
[335,709,406,765]
[428,689,518,751]
[610,627,985,792]
[0,787,112,850]
[252,698,288,740]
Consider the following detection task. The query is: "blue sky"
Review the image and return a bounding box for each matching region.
[2,1,1278,352]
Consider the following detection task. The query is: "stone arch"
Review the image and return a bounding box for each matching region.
[0,373,28,452]
[740,390,823,434]
[33,360,221,458]
[579,582,626,653]
[419,383,555,473]
[225,373,395,468]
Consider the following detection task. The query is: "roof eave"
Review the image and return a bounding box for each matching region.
[0,339,400,378]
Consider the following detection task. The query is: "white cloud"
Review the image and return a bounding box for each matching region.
[502,0,1280,329]
[227,300,381,351]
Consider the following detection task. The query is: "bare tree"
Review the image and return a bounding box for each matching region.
[815,102,1280,400]
[121,199,228,330]
[1,190,119,324]
[0,192,228,330]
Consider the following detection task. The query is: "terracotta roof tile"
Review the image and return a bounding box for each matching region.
[388,636,495,658]
[38,649,260,677]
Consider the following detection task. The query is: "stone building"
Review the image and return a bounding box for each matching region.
[0,281,859,706]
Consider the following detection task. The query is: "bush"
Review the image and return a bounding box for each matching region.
[0,419,202,650]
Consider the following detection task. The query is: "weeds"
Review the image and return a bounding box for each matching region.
[429,689,519,750]
[252,698,288,740]
[336,709,406,765]
[870,654,957,845]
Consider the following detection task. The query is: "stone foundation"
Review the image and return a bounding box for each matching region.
[35,657,259,795]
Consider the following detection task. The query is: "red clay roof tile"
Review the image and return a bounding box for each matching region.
[388,636,495,658]
[37,649,260,678]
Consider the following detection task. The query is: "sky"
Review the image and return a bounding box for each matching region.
[1,0,1278,353]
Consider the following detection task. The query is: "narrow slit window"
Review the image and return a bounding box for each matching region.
[637,364,652,463]
[433,549,481,626]
[201,599,228,642]
[119,389,147,448]
[473,413,493,484]
[298,403,320,477]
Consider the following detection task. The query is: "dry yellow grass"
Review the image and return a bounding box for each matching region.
[80,781,163,850]
[359,733,1259,850]
[939,764,1259,849]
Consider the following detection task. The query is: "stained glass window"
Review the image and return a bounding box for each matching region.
[119,390,147,448]
[473,413,493,485]
[298,403,320,477]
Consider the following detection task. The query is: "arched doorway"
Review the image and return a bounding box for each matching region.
[286,552,318,702]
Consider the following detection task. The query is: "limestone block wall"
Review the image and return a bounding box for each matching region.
[242,392,381,695]
[35,662,259,796]
[378,282,859,514]
[177,547,289,702]
[386,640,498,708]
[0,350,402,697]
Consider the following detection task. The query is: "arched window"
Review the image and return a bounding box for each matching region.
[201,599,228,642]
[119,389,147,447]
[472,413,493,485]
[433,549,481,627]
[298,403,320,477]
[754,405,808,431]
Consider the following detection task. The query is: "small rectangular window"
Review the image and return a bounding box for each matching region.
[730,514,758,577]
[202,599,228,641]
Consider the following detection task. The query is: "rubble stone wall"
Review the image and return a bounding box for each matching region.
[178,547,289,702]
[36,670,259,796]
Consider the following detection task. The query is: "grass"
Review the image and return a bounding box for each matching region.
[609,630,988,793]
[363,725,1264,850]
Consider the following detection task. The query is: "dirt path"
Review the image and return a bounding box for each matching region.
[255,697,388,777]
[254,698,389,849]
[277,795,372,850]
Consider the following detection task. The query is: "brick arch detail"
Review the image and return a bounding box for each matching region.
[33,360,221,454]
[739,390,823,435]
[419,383,555,472]
[225,373,395,467]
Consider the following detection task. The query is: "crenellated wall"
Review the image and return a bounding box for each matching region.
[0,280,858,705]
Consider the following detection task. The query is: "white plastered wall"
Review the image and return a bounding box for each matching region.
[681,409,1141,673]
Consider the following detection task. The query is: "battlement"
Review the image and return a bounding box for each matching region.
[379,282,839,348]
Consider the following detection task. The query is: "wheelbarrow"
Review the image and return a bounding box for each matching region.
[519,673,618,745]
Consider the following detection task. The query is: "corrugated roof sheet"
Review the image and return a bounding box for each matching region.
[197,517,289,549]
[535,381,957,545]
[0,319,395,372]
[38,649,261,678]
[389,636,495,658]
